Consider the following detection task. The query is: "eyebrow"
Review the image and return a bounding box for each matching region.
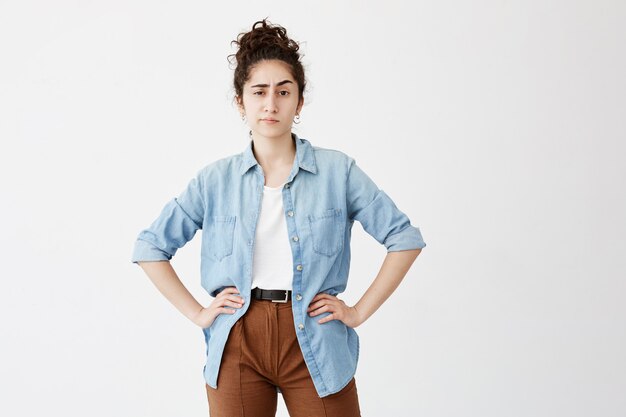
[250,80,294,88]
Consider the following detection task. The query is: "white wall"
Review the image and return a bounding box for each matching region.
[1,1,624,416]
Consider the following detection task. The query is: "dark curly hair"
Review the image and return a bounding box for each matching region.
[228,18,306,107]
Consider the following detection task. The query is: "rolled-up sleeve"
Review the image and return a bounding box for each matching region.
[346,158,426,252]
[131,170,205,264]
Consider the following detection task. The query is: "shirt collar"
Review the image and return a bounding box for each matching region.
[239,132,318,176]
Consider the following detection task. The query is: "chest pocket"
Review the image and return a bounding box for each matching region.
[204,215,236,261]
[308,208,344,257]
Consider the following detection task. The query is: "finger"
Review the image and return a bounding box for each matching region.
[306,300,321,312]
[220,298,244,308]
[318,312,334,324]
[308,295,335,308]
[309,304,331,317]
[309,298,339,311]
[225,300,244,308]
[218,289,242,300]
[219,302,239,311]
[220,307,237,314]
[309,294,324,304]
[227,295,245,303]
[312,293,334,302]
[307,300,330,312]
[220,287,240,296]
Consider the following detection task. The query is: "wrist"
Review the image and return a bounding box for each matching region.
[352,305,366,327]
[189,306,205,327]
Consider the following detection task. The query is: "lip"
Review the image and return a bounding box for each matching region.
[261,118,278,123]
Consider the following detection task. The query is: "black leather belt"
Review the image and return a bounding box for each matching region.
[251,287,292,303]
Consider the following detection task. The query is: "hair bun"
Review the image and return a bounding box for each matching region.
[233,19,300,64]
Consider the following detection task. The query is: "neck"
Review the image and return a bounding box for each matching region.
[250,131,296,169]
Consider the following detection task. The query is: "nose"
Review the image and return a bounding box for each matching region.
[264,93,278,113]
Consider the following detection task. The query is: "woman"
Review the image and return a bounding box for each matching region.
[131,18,426,417]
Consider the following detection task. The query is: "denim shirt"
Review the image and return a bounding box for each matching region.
[131,132,426,397]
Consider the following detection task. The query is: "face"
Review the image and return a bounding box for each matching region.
[237,59,303,141]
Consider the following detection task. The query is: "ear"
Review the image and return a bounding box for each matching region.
[236,95,244,114]
[296,97,304,115]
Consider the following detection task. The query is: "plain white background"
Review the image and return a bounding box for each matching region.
[1,1,624,416]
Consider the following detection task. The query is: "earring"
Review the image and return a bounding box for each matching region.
[293,114,301,124]
[240,113,246,122]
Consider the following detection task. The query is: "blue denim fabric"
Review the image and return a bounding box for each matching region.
[131,132,426,397]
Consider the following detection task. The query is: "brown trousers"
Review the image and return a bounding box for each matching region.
[206,297,361,417]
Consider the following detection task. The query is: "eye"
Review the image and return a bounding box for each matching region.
[279,91,289,96]
[253,91,264,95]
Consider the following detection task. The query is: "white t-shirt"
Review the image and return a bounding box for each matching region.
[251,183,293,291]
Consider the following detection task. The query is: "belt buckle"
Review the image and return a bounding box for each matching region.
[272,290,289,303]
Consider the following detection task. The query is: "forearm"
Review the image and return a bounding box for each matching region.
[353,248,422,325]
[137,261,204,324]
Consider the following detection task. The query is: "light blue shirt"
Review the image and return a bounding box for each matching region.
[131,132,426,397]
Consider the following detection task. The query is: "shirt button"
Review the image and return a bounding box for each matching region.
[298,323,304,330]
[296,264,303,271]
[295,294,302,301]
[287,210,294,217]
[285,183,291,189]
[292,236,299,242]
